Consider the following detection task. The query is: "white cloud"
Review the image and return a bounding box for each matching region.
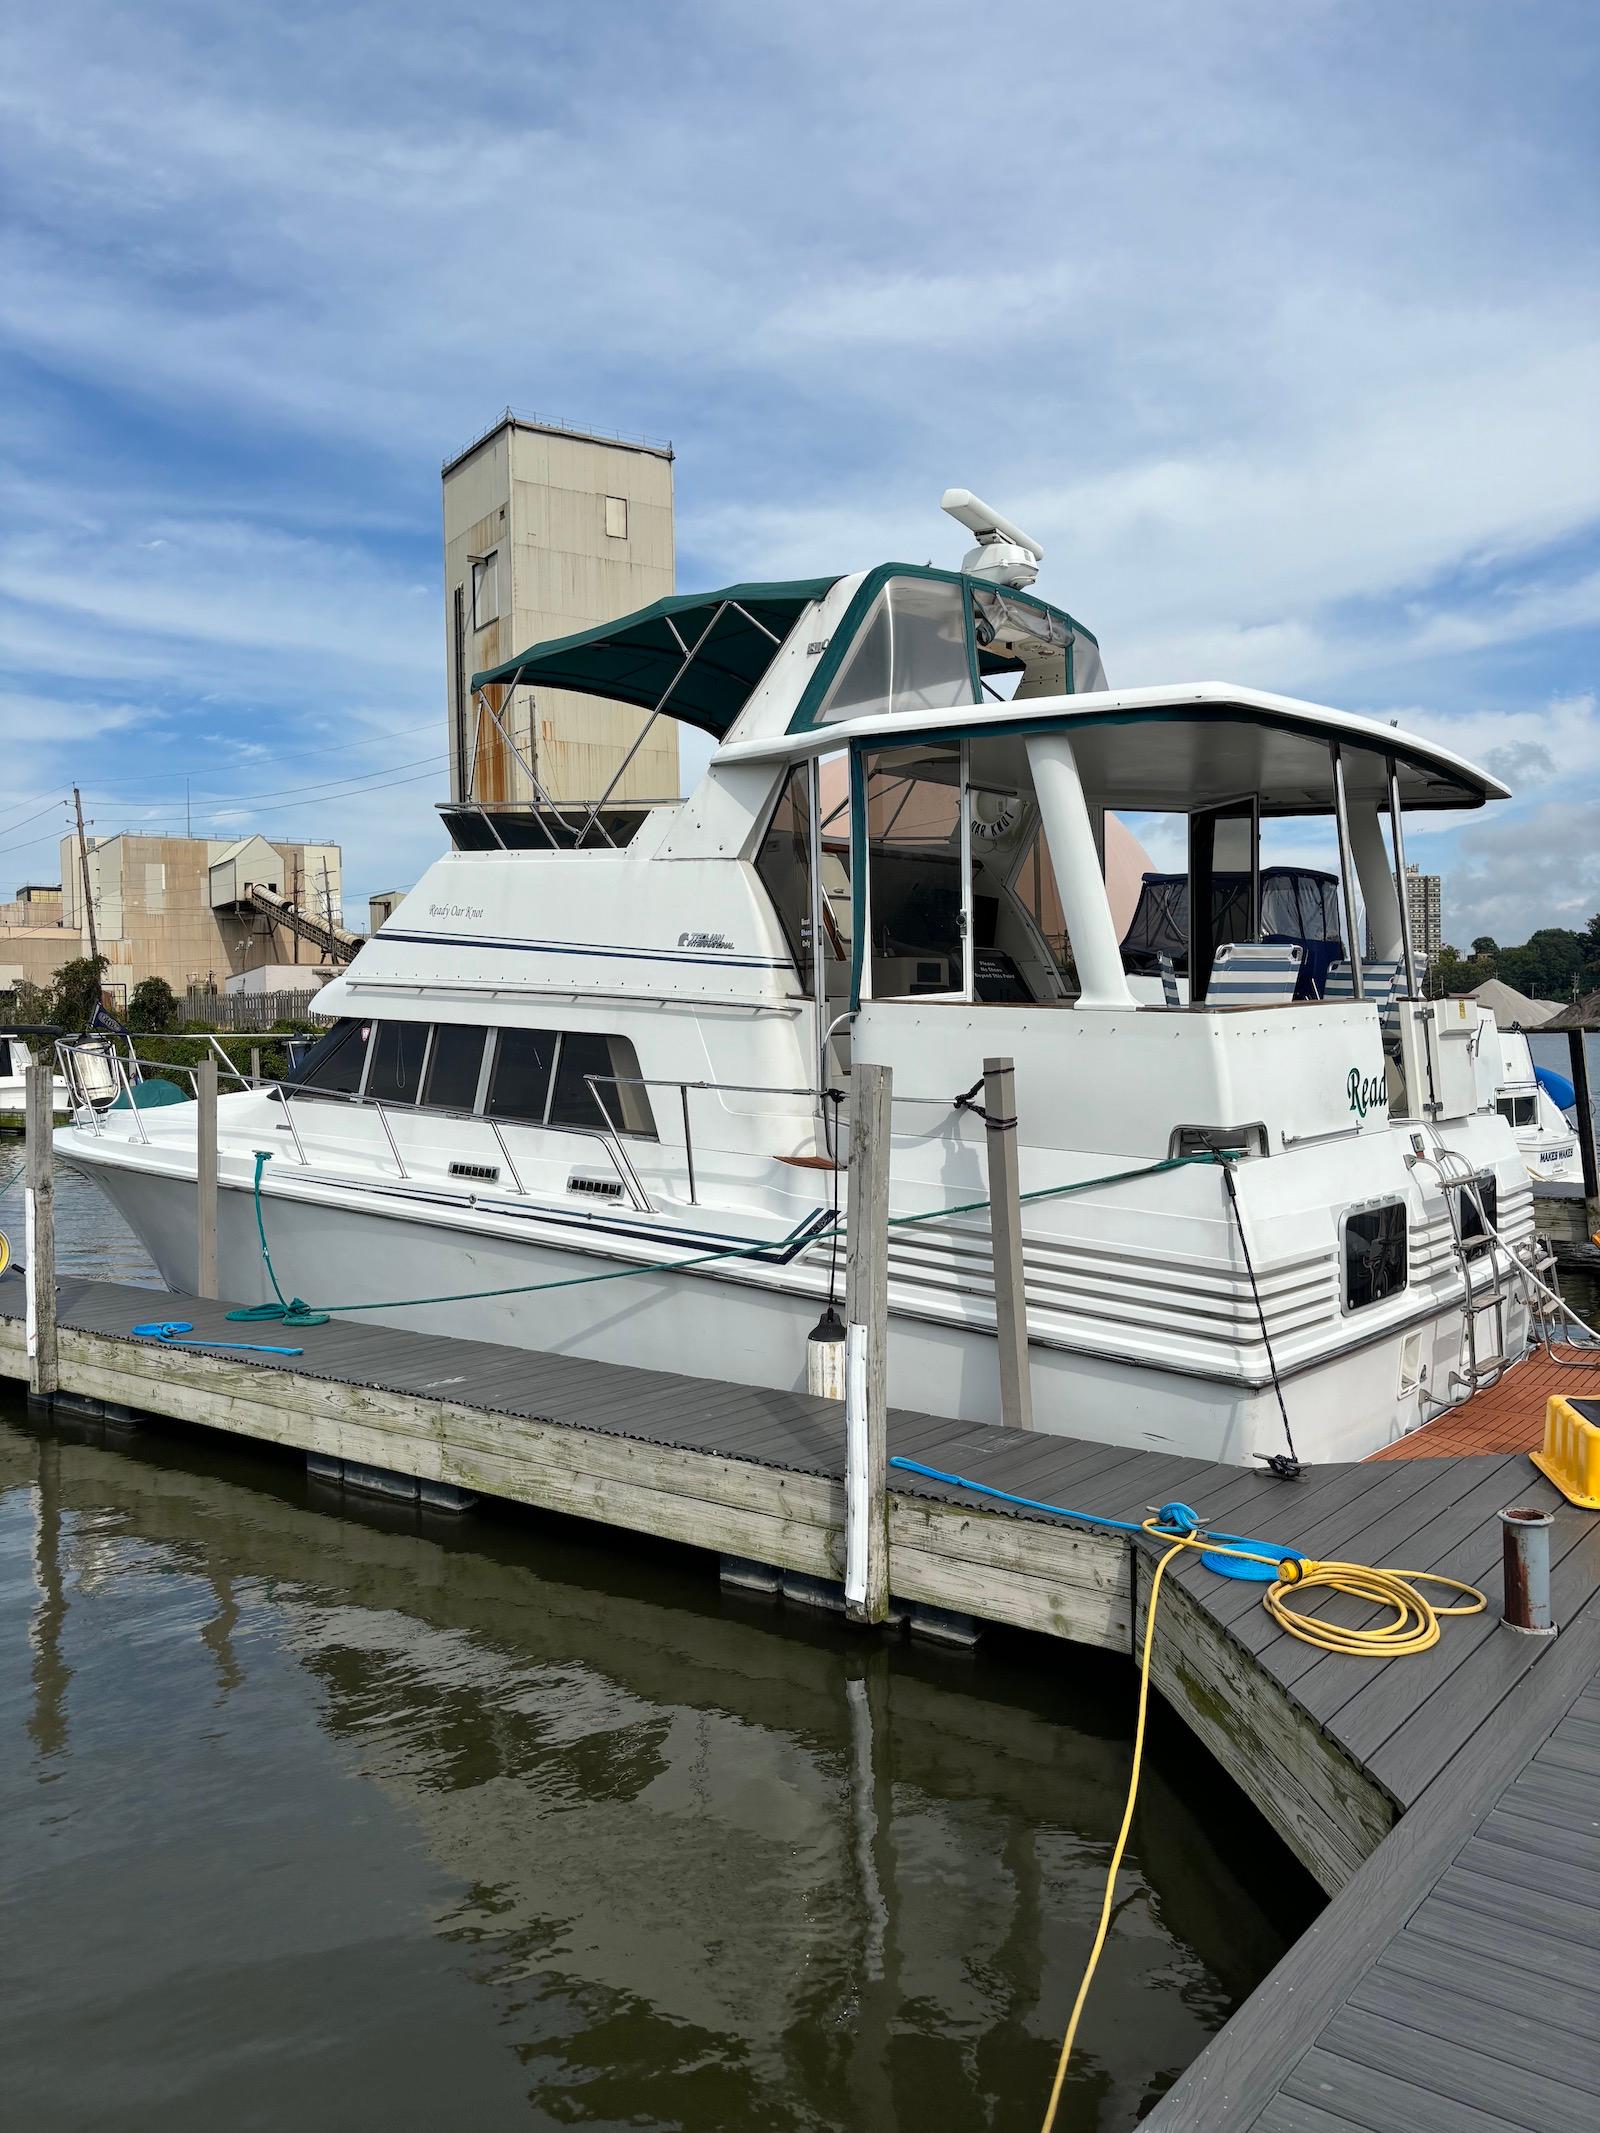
[0,0,1596,923]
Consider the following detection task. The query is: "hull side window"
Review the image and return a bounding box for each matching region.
[365,1021,431,1104]
[485,1030,559,1125]
[288,1019,370,1095]
[550,1033,655,1137]
[423,1026,489,1113]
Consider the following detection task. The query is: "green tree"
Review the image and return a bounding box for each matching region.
[2,979,54,1025]
[49,953,109,1030]
[1431,943,1497,995]
[1497,927,1587,1000]
[127,975,179,1032]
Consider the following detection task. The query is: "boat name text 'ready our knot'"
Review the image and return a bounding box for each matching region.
[1347,1066,1385,1119]
[429,903,485,921]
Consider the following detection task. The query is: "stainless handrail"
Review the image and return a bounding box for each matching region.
[581,1071,825,1210]
[486,1118,527,1195]
[368,1096,410,1180]
[271,1086,310,1165]
[581,1077,654,1211]
[115,1052,151,1146]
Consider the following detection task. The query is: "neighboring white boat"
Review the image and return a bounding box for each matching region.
[57,493,1540,1466]
[1492,1028,1582,1184]
[0,1036,68,1114]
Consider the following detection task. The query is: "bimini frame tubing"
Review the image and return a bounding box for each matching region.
[573,598,782,850]
[471,670,613,850]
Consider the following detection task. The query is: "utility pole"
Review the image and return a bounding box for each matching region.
[72,787,100,968]
[185,775,192,840]
[291,853,301,964]
[319,858,335,933]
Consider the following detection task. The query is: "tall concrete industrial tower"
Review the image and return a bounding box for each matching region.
[441,414,677,839]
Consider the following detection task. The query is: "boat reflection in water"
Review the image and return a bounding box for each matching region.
[0,1406,1315,2131]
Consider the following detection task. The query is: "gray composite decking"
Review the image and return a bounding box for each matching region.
[4,1269,1600,2127]
[1145,1599,1600,2131]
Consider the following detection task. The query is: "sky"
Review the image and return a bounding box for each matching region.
[2,0,1597,946]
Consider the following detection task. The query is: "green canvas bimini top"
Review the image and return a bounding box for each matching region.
[471,578,840,739]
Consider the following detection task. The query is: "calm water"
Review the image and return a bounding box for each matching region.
[0,1161,1315,2131]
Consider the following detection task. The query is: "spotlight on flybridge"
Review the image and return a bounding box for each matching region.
[940,488,1045,589]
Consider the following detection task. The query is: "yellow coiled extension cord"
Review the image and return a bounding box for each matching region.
[1039,1522,1485,2131]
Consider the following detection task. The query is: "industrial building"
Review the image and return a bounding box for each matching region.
[19,831,348,1008]
[442,412,677,844]
[0,884,70,996]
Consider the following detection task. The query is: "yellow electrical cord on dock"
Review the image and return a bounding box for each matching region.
[1039,1524,1487,2130]
[1039,1537,1186,2133]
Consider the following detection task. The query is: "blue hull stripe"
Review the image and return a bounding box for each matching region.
[379,929,793,974]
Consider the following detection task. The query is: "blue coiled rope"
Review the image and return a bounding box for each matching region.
[887,1455,1303,1581]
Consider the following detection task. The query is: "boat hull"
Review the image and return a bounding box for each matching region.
[81,1157,1515,1469]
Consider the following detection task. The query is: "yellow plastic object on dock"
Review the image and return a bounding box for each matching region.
[1531,1394,1600,1511]
[0,1230,8,1276]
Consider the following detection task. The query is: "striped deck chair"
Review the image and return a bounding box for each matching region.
[1205,941,1304,1005]
[1323,957,1405,1040]
[1156,953,1182,1008]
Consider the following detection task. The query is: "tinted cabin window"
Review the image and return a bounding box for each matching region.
[486,1030,558,1123]
[1497,1095,1535,1129]
[365,1021,430,1103]
[755,764,814,994]
[290,1019,370,1095]
[550,1033,655,1137]
[1344,1203,1407,1311]
[424,1026,487,1112]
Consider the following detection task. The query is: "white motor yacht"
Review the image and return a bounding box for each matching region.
[1489,1027,1582,1184]
[58,494,1539,1465]
[0,1036,68,1115]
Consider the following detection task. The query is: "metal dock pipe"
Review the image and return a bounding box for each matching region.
[1499,1506,1556,1636]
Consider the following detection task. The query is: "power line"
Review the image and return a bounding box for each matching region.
[92,763,447,838]
[0,823,72,864]
[87,753,447,812]
[0,793,70,841]
[86,718,445,798]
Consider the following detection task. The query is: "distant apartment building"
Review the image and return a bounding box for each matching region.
[1367,863,1442,963]
[43,831,345,1007]
[442,412,677,841]
[1406,865,1443,959]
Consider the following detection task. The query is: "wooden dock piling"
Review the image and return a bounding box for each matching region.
[23,1055,57,1400]
[844,1061,891,1624]
[983,1055,1034,1433]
